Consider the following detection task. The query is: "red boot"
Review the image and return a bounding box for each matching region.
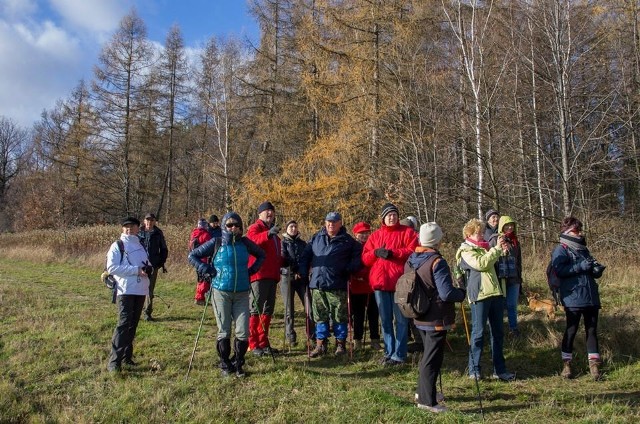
[257,314,272,349]
[248,315,260,350]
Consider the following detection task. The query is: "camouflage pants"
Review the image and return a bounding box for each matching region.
[311,289,348,324]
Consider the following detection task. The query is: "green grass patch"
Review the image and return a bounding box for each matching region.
[1,249,639,423]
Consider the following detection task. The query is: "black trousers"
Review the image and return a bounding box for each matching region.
[349,292,380,340]
[416,329,447,407]
[108,294,145,367]
[562,307,599,355]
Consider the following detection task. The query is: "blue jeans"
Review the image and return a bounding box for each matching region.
[375,290,408,362]
[505,283,520,331]
[468,296,507,375]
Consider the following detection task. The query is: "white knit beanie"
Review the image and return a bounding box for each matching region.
[419,222,443,247]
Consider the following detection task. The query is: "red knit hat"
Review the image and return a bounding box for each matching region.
[352,222,371,234]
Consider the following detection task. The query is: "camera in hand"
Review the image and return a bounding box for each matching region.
[591,261,606,278]
[142,262,154,276]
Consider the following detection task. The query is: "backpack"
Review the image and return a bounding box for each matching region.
[100,240,124,303]
[394,255,438,319]
[546,244,569,305]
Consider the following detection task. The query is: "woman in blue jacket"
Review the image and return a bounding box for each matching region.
[551,216,604,380]
[189,212,265,377]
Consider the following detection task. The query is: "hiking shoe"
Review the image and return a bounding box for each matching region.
[194,299,205,306]
[383,358,404,367]
[262,347,279,356]
[468,372,481,380]
[589,359,602,381]
[123,358,137,367]
[235,365,246,378]
[561,360,573,379]
[107,363,121,373]
[353,340,363,351]
[414,393,444,403]
[416,403,448,413]
[309,340,327,358]
[379,356,391,365]
[370,339,382,351]
[144,314,154,322]
[251,348,264,357]
[492,372,516,382]
[335,340,346,356]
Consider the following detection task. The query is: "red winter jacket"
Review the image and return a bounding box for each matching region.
[362,223,418,292]
[190,228,212,264]
[246,219,282,282]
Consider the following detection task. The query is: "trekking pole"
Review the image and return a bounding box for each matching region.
[283,269,291,352]
[304,285,312,364]
[154,293,171,309]
[185,287,212,381]
[249,283,276,363]
[461,301,484,420]
[347,283,353,359]
[363,293,369,348]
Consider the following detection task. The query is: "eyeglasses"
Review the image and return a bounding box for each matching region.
[225,222,241,228]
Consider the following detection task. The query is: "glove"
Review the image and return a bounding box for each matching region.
[374,248,392,259]
[578,260,593,272]
[142,263,154,276]
[200,265,216,280]
[268,225,280,237]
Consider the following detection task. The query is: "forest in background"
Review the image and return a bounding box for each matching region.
[0,0,639,254]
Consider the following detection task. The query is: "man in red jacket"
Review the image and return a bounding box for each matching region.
[246,201,283,356]
[362,203,418,365]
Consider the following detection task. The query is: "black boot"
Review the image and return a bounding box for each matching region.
[233,339,249,378]
[216,338,235,377]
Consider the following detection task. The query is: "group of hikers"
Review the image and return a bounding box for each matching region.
[104,202,605,414]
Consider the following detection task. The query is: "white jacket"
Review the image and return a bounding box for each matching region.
[106,234,150,296]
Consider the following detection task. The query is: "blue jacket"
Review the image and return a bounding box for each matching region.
[299,226,362,291]
[188,212,265,293]
[551,237,600,309]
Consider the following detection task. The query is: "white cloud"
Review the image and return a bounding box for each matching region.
[0,15,91,127]
[50,0,129,33]
[0,0,38,19]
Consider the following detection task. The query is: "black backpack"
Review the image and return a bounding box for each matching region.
[101,240,124,303]
[394,255,438,319]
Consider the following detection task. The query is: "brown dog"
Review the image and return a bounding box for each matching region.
[526,292,556,320]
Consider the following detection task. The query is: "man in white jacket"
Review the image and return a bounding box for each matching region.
[106,217,151,372]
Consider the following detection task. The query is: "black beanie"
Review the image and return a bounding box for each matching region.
[380,203,399,219]
[257,201,275,214]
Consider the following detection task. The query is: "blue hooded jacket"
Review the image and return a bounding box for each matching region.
[299,226,362,290]
[188,212,265,292]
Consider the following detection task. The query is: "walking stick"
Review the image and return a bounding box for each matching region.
[185,287,212,381]
[283,269,291,352]
[304,285,312,363]
[461,301,484,420]
[347,283,353,359]
[363,293,369,348]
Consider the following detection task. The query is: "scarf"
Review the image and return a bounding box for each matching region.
[503,230,518,248]
[559,233,592,259]
[465,237,490,251]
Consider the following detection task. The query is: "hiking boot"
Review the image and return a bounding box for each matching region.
[194,299,205,306]
[589,359,602,381]
[144,314,154,322]
[561,360,573,379]
[233,339,248,378]
[107,363,121,373]
[251,348,264,357]
[262,346,280,356]
[370,339,382,351]
[123,358,137,367]
[416,403,448,413]
[414,393,445,403]
[353,339,362,351]
[492,371,516,382]
[384,358,405,367]
[309,339,327,358]
[335,339,346,356]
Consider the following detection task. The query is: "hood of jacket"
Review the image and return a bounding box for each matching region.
[221,212,243,243]
[498,215,516,233]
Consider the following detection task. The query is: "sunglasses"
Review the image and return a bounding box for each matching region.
[225,222,241,228]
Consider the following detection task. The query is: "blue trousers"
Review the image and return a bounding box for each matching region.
[468,296,507,375]
[375,290,408,362]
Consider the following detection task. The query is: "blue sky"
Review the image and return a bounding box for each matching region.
[0,0,259,127]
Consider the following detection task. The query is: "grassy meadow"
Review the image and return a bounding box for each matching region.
[1,225,639,423]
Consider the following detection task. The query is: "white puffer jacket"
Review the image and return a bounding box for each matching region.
[106,234,150,296]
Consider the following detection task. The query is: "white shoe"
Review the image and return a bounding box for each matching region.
[416,403,448,413]
[414,392,445,403]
